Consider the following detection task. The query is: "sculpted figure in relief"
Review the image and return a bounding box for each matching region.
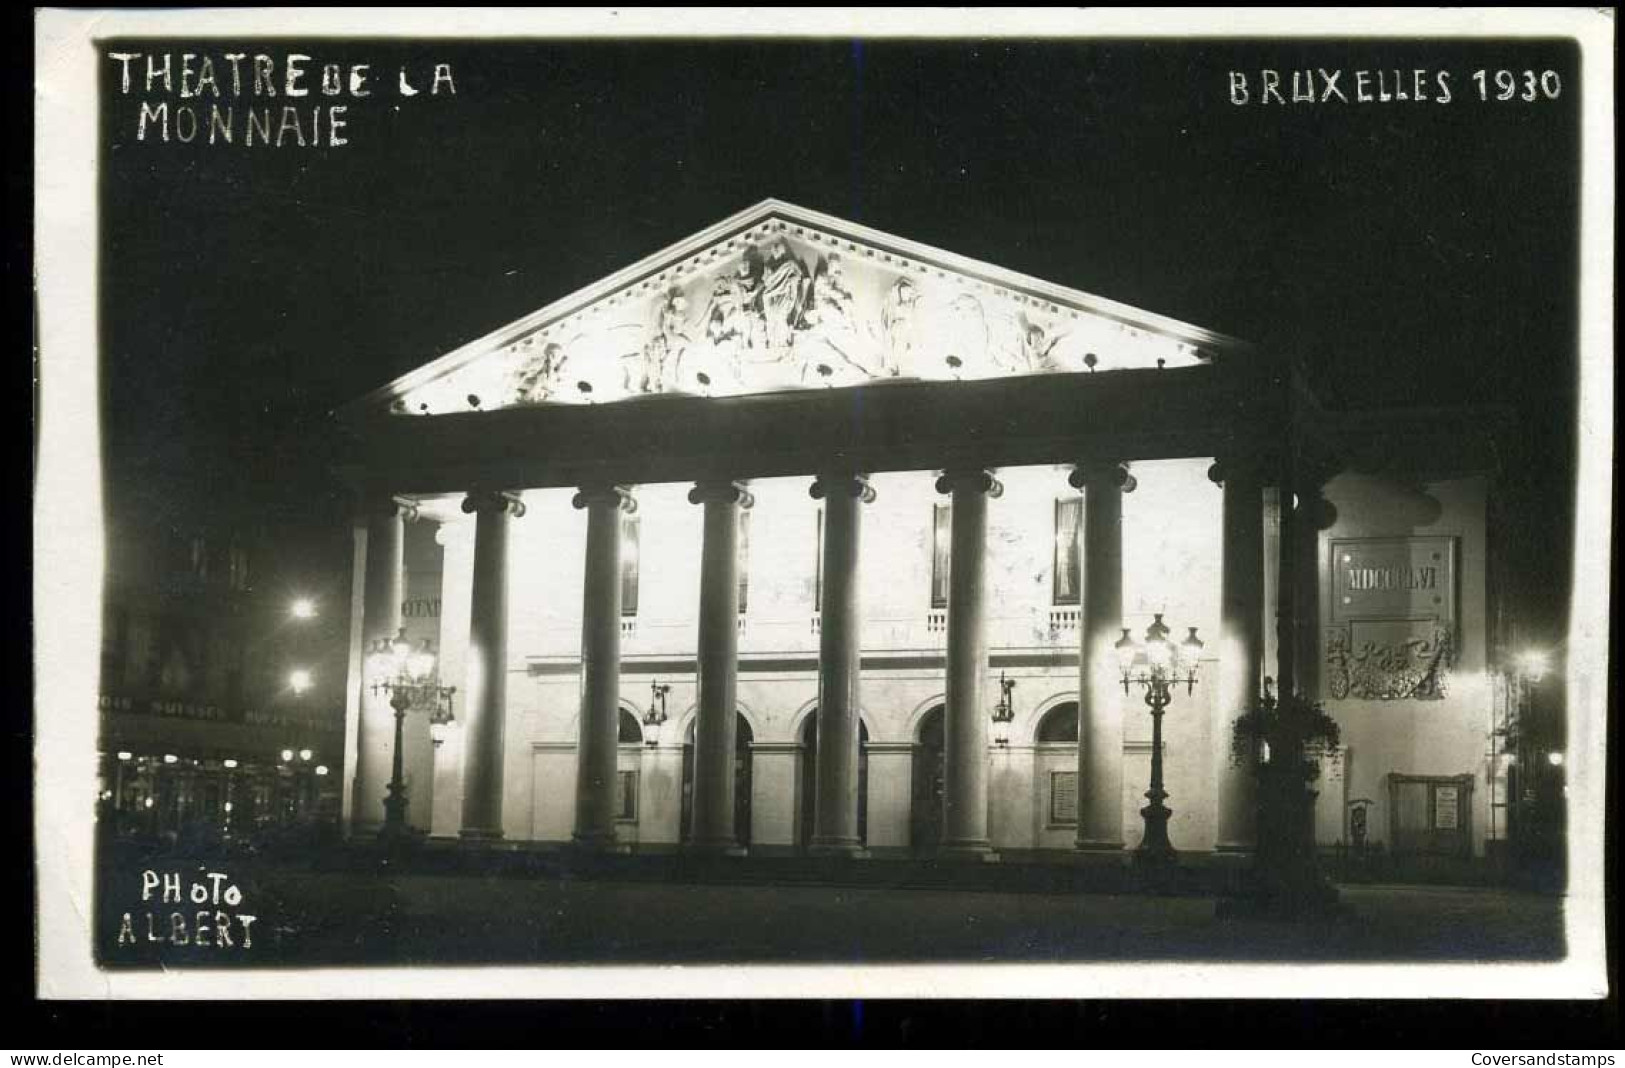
[702,255,762,351]
[880,277,921,376]
[799,254,876,383]
[511,340,570,403]
[1018,314,1068,374]
[640,289,692,393]
[758,237,810,356]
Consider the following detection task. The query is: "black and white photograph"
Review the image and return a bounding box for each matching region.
[33,8,1613,1003]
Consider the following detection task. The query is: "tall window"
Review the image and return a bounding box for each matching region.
[737,510,751,614]
[620,514,640,616]
[1053,497,1082,606]
[616,770,639,822]
[813,507,823,613]
[931,503,952,609]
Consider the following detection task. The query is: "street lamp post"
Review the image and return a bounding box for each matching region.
[1114,613,1203,868]
[990,671,1016,747]
[368,627,456,842]
[643,680,670,748]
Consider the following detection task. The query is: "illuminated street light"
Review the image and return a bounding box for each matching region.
[299,748,313,762]
[1115,613,1204,868]
[290,597,317,620]
[1516,650,1550,683]
[368,626,456,840]
[1547,751,1565,768]
[281,749,294,763]
[289,668,313,694]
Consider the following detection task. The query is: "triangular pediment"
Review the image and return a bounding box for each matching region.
[359,199,1248,418]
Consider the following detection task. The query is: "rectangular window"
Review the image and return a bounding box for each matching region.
[616,770,639,821]
[620,515,640,617]
[1053,497,1082,606]
[737,509,751,615]
[1049,770,1079,826]
[813,507,823,614]
[931,503,953,609]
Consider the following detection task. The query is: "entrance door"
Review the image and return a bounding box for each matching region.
[681,713,754,846]
[798,714,868,849]
[910,705,946,853]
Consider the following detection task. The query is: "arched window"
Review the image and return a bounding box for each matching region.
[618,708,643,744]
[1035,701,1080,744]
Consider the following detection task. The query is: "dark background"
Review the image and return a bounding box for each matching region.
[99,36,1582,648]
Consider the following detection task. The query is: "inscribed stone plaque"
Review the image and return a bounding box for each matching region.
[1435,785,1460,830]
[1330,536,1456,625]
[1326,536,1458,700]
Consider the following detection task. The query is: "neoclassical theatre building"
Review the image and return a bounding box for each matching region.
[337,200,1506,863]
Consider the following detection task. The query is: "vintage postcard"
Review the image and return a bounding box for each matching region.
[34,8,1613,1000]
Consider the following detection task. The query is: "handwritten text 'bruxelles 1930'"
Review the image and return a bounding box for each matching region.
[1228,68,1564,106]
[108,51,457,148]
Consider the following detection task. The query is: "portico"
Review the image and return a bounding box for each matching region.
[336,200,1497,869]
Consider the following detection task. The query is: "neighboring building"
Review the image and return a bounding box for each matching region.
[333,200,1525,868]
[96,513,344,845]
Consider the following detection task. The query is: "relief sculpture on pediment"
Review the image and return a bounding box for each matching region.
[396,214,1209,417]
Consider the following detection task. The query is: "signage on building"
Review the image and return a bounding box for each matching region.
[99,693,335,730]
[401,597,441,618]
[1325,536,1458,702]
[1331,536,1456,622]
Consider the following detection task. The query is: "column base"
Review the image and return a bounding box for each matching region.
[808,838,870,859]
[458,827,505,843]
[1074,839,1125,852]
[569,831,630,854]
[1214,842,1256,854]
[936,841,1000,863]
[687,839,747,858]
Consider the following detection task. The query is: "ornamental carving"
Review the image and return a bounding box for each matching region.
[392,207,1210,417]
[1325,623,1453,701]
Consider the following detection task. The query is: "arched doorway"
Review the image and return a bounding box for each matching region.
[1035,701,1079,744]
[910,704,945,853]
[680,713,754,847]
[798,713,868,850]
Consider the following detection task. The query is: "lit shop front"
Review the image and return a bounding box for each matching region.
[334,200,1511,866]
[97,693,343,843]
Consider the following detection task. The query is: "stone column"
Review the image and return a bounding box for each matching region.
[808,473,874,857]
[934,468,1003,860]
[570,483,637,851]
[457,490,524,840]
[349,496,413,834]
[1293,480,1333,701]
[687,479,754,855]
[1209,456,1265,851]
[1069,462,1136,851]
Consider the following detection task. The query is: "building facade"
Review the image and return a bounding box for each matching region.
[337,201,1511,865]
[96,515,344,846]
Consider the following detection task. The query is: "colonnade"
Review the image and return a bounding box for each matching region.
[348,458,1272,857]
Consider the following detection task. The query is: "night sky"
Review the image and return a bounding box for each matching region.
[99,35,1581,639]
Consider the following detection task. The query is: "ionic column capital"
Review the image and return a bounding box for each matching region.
[362,494,420,522]
[461,489,527,518]
[809,473,876,504]
[571,484,637,514]
[688,480,755,509]
[1068,462,1136,493]
[934,468,1003,498]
